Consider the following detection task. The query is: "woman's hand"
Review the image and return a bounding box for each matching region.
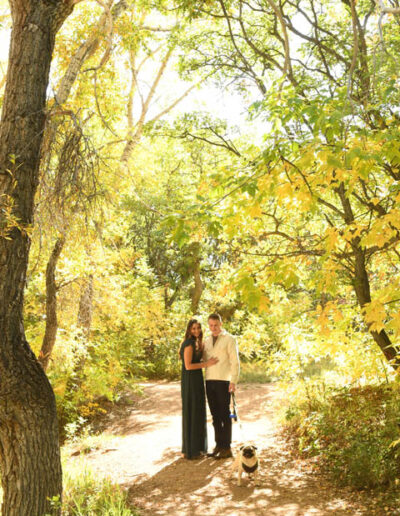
[206,356,218,367]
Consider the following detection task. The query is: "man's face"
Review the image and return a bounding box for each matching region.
[208,318,222,336]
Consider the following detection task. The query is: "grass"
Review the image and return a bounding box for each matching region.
[60,461,138,515]
[0,459,137,516]
[60,431,138,515]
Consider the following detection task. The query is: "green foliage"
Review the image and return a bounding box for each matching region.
[284,381,400,489]
[239,361,273,383]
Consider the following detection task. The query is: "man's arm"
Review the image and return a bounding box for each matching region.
[227,336,240,391]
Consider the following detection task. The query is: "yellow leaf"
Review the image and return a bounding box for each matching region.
[325,227,339,251]
[259,295,270,312]
[249,203,263,218]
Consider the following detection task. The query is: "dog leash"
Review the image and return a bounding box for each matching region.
[230,392,238,421]
[230,392,244,442]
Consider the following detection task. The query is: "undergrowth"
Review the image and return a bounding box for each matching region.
[283,381,400,490]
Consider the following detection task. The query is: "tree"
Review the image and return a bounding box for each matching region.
[175,0,400,367]
[38,235,66,371]
[0,1,75,514]
[31,0,204,370]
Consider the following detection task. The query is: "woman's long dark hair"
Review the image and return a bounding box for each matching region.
[184,319,204,351]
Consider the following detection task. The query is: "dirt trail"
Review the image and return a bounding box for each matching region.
[69,382,389,515]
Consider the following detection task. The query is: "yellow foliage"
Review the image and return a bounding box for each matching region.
[277,182,294,204]
[249,203,263,218]
[258,295,270,312]
[325,227,339,252]
[363,300,387,333]
[387,310,400,337]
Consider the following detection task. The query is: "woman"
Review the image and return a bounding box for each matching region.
[180,319,218,459]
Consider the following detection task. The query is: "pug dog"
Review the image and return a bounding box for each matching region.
[231,444,260,486]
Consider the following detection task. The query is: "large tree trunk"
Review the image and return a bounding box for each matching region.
[39,236,65,371]
[0,2,74,514]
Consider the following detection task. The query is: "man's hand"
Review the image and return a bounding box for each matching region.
[229,382,236,393]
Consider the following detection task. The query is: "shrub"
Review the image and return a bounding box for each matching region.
[284,381,400,489]
[239,361,273,383]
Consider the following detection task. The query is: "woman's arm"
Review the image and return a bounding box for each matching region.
[183,345,218,370]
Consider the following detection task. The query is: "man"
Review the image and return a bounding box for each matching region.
[203,313,240,459]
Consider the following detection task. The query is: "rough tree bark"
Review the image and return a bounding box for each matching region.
[0,2,75,514]
[39,236,66,371]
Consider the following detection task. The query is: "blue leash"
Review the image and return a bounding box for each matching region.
[230,392,244,442]
[230,392,238,421]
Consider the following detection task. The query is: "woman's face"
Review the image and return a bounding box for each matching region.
[190,323,202,338]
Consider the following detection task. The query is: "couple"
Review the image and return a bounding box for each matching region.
[179,313,240,460]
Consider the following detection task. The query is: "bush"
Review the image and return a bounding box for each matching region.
[284,381,400,489]
[239,361,273,383]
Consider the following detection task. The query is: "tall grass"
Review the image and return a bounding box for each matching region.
[60,462,137,515]
[0,463,137,516]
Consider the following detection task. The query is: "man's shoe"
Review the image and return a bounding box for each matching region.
[207,446,221,457]
[214,448,233,459]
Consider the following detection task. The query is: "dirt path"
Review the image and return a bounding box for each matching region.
[68,382,391,515]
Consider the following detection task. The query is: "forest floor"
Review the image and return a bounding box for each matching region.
[67,382,399,515]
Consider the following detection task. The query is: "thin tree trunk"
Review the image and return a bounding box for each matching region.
[188,242,204,314]
[0,2,74,514]
[338,184,400,368]
[191,257,204,314]
[39,236,65,371]
[121,46,174,163]
[120,44,202,164]
[77,273,94,337]
[54,0,128,106]
[352,247,400,366]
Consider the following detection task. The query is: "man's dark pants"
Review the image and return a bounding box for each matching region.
[206,380,231,449]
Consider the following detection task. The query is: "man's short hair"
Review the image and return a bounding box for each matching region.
[208,313,222,322]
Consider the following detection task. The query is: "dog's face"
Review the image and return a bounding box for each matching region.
[240,445,257,459]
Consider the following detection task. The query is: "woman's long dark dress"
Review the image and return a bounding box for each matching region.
[180,337,207,458]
